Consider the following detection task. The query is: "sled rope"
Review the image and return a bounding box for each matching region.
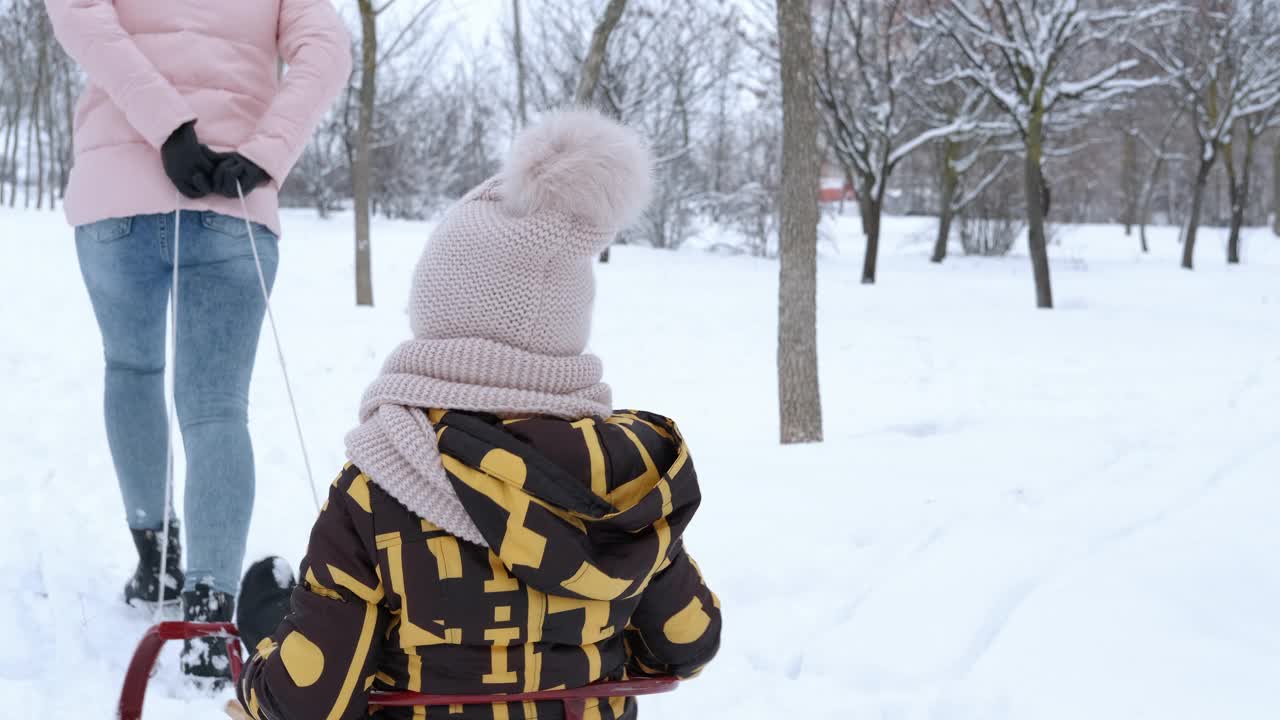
[155,196,182,618]
[152,190,322,617]
[236,180,321,513]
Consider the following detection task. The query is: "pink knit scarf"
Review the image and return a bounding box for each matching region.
[344,337,613,546]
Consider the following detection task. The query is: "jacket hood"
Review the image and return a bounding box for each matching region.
[430,409,700,601]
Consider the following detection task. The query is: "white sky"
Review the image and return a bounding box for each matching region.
[335,0,507,48]
[437,0,506,46]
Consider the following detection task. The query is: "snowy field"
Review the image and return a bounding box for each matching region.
[2,207,1278,719]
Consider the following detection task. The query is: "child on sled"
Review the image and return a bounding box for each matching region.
[230,108,722,720]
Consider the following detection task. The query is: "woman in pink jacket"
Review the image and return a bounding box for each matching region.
[45,0,352,686]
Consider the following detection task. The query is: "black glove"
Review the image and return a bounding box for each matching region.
[212,153,272,199]
[236,556,297,654]
[160,121,220,199]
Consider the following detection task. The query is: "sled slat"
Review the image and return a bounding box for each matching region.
[122,622,677,720]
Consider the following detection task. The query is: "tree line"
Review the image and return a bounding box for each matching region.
[3,1,1278,284]
[0,1,76,212]
[5,0,1280,439]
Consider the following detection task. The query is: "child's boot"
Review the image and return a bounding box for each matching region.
[236,557,297,653]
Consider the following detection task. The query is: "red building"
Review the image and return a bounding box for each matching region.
[819,162,855,204]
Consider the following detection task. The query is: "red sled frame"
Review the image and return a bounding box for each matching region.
[119,622,679,720]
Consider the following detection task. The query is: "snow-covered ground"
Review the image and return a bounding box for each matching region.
[2,207,1277,719]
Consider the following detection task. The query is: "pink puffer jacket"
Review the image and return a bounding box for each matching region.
[45,0,352,236]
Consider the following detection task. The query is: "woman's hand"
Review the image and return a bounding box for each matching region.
[161,121,221,198]
[212,153,273,199]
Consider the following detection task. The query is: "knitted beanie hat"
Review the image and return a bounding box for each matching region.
[410,108,653,356]
[347,109,651,545]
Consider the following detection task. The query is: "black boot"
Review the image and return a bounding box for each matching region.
[124,523,184,607]
[181,583,236,689]
[236,557,297,655]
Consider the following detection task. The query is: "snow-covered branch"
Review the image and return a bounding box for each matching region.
[919,0,1177,147]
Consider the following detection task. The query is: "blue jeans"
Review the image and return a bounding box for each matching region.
[76,211,278,596]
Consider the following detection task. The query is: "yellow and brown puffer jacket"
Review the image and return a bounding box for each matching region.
[237,409,721,720]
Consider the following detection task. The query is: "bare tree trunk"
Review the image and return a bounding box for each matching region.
[1024,113,1053,309]
[1,107,14,205]
[1138,153,1170,255]
[1272,140,1279,237]
[711,68,731,212]
[44,65,56,211]
[1227,132,1255,264]
[573,0,629,264]
[1184,155,1215,270]
[4,101,17,208]
[1224,151,1241,264]
[33,30,47,211]
[775,0,823,445]
[1122,130,1137,236]
[932,203,954,264]
[63,71,74,197]
[354,0,377,307]
[1236,133,1254,258]
[574,0,628,105]
[1138,161,1162,254]
[23,88,34,209]
[512,0,528,127]
[932,140,958,264]
[859,183,883,285]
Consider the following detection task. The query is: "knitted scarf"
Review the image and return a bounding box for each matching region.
[344,337,613,546]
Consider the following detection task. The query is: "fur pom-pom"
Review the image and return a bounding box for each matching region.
[501,108,653,229]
